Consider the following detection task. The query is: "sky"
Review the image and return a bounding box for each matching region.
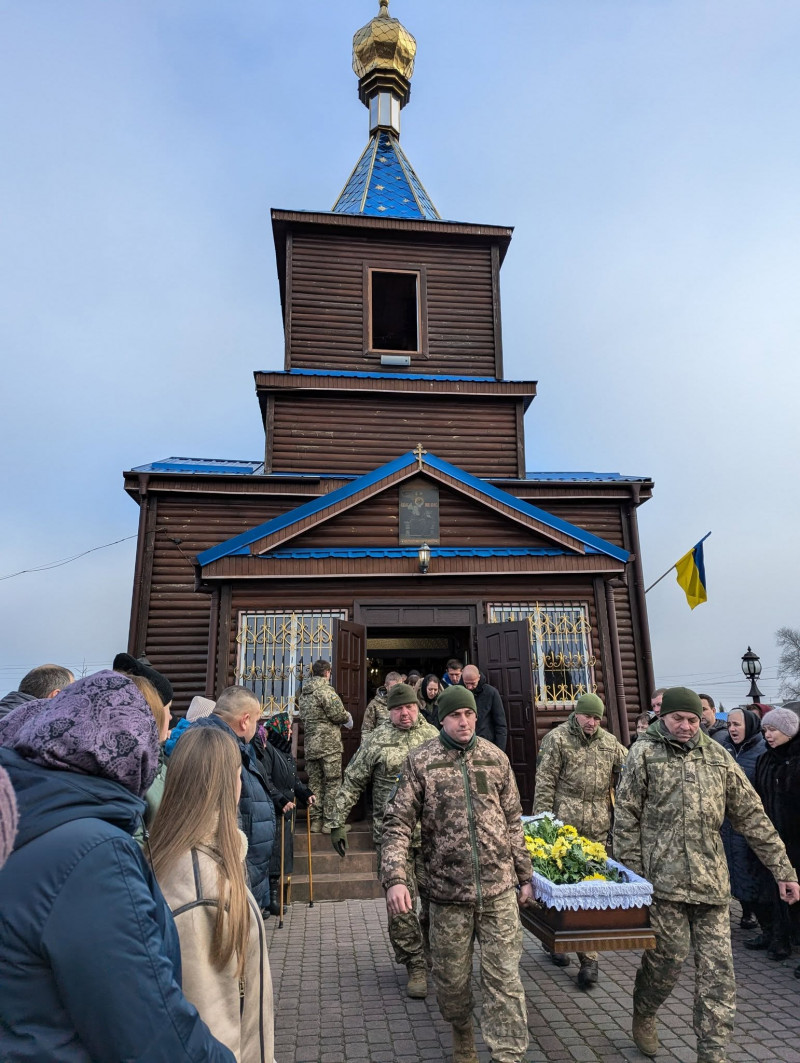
[2,0,798,706]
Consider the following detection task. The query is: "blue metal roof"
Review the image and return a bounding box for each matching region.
[132,457,264,476]
[525,471,650,483]
[197,450,630,567]
[332,130,440,220]
[282,369,499,382]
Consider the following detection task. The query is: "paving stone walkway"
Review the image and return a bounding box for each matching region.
[265,898,799,1063]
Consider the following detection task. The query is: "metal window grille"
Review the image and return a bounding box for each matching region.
[235,610,347,714]
[486,601,597,707]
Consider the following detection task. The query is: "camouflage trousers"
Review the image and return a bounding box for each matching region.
[634,899,734,1063]
[429,888,528,1063]
[304,752,341,829]
[376,844,429,967]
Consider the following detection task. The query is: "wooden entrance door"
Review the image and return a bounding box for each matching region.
[476,620,537,813]
[333,619,366,768]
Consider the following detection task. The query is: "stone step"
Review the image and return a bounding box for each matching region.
[291,820,375,853]
[288,871,385,903]
[293,849,376,876]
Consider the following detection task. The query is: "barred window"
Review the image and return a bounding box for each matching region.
[486,602,596,707]
[235,610,347,714]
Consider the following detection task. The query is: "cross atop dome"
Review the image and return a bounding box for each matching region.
[332,1,440,221]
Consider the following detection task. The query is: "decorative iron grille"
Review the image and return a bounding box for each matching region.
[486,602,596,707]
[235,610,347,714]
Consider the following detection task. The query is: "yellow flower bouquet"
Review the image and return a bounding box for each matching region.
[523,813,624,885]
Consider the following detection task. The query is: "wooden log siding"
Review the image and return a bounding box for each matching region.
[288,483,559,550]
[135,495,299,711]
[270,392,520,478]
[287,233,499,375]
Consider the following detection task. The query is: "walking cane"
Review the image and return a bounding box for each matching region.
[306,803,314,908]
[278,809,286,930]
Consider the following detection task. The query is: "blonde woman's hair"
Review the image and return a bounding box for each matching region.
[127,674,169,739]
[149,727,249,979]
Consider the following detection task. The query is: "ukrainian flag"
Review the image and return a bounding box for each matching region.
[675,540,708,610]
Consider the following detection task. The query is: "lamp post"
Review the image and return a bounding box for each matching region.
[417,542,430,574]
[740,646,764,705]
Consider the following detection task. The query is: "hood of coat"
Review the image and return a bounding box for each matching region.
[0,747,145,850]
[642,719,707,754]
[567,711,600,744]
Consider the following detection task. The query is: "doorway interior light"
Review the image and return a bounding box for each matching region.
[418,542,431,574]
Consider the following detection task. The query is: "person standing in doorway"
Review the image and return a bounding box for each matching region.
[297,659,352,834]
[461,666,508,751]
[441,659,464,688]
[362,671,402,736]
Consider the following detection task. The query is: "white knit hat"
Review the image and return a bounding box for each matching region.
[186,695,216,722]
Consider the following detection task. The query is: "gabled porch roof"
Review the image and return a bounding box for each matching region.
[196,450,630,568]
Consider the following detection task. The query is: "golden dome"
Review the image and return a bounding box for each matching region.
[352,0,416,81]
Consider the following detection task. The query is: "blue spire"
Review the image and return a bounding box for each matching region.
[333,130,440,220]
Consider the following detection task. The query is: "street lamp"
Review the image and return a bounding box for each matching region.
[741,646,764,704]
[417,542,430,574]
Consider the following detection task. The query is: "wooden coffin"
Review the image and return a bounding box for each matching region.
[520,899,655,953]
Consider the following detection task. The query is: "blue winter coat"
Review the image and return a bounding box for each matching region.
[717,730,768,902]
[192,715,277,910]
[0,748,234,1063]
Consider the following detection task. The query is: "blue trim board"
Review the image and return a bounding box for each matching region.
[283,369,499,382]
[525,471,649,483]
[197,449,630,567]
[133,458,263,476]
[260,547,589,560]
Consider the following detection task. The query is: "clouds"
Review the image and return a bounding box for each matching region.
[1,1,797,701]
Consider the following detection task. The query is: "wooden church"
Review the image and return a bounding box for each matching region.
[123,1,655,810]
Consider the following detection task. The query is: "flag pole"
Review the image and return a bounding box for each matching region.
[644,532,711,594]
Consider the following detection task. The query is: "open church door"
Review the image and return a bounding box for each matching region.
[476,620,537,813]
[333,619,366,768]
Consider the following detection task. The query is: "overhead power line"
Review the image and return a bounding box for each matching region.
[0,535,137,582]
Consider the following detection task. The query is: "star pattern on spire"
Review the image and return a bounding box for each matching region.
[332,130,440,220]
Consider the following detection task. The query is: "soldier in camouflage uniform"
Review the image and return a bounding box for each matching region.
[533,692,627,987]
[381,685,534,1063]
[614,687,800,1063]
[360,671,402,737]
[329,684,438,998]
[296,659,352,834]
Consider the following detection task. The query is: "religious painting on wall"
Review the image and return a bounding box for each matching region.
[399,478,440,544]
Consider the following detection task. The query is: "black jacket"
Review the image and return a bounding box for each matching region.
[755,731,800,873]
[471,677,508,751]
[252,730,313,877]
[0,689,36,721]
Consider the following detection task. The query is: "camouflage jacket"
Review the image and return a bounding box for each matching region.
[297,676,349,759]
[532,713,627,842]
[361,688,390,735]
[334,714,439,844]
[381,735,531,907]
[614,723,797,904]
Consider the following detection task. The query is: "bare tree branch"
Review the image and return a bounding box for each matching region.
[776,626,800,700]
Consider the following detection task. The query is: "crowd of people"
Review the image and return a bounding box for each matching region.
[0,655,798,1063]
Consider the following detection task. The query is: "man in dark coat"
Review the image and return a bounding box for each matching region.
[461,665,508,750]
[192,686,277,915]
[700,694,727,739]
[0,662,74,720]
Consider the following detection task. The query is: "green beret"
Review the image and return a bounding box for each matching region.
[386,683,418,710]
[437,685,477,723]
[660,687,703,720]
[575,693,604,719]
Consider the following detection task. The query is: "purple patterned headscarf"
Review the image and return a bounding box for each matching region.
[0,671,159,797]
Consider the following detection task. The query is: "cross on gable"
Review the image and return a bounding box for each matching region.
[413,442,427,469]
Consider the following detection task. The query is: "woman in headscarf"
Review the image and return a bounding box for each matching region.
[0,671,234,1062]
[252,712,315,915]
[717,708,767,930]
[150,726,276,1062]
[417,674,442,729]
[750,708,800,970]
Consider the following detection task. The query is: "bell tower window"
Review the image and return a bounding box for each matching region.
[369,269,420,352]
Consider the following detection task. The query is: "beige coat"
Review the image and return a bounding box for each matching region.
[157,839,276,1063]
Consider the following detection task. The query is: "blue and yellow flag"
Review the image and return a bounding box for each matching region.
[675,539,708,610]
